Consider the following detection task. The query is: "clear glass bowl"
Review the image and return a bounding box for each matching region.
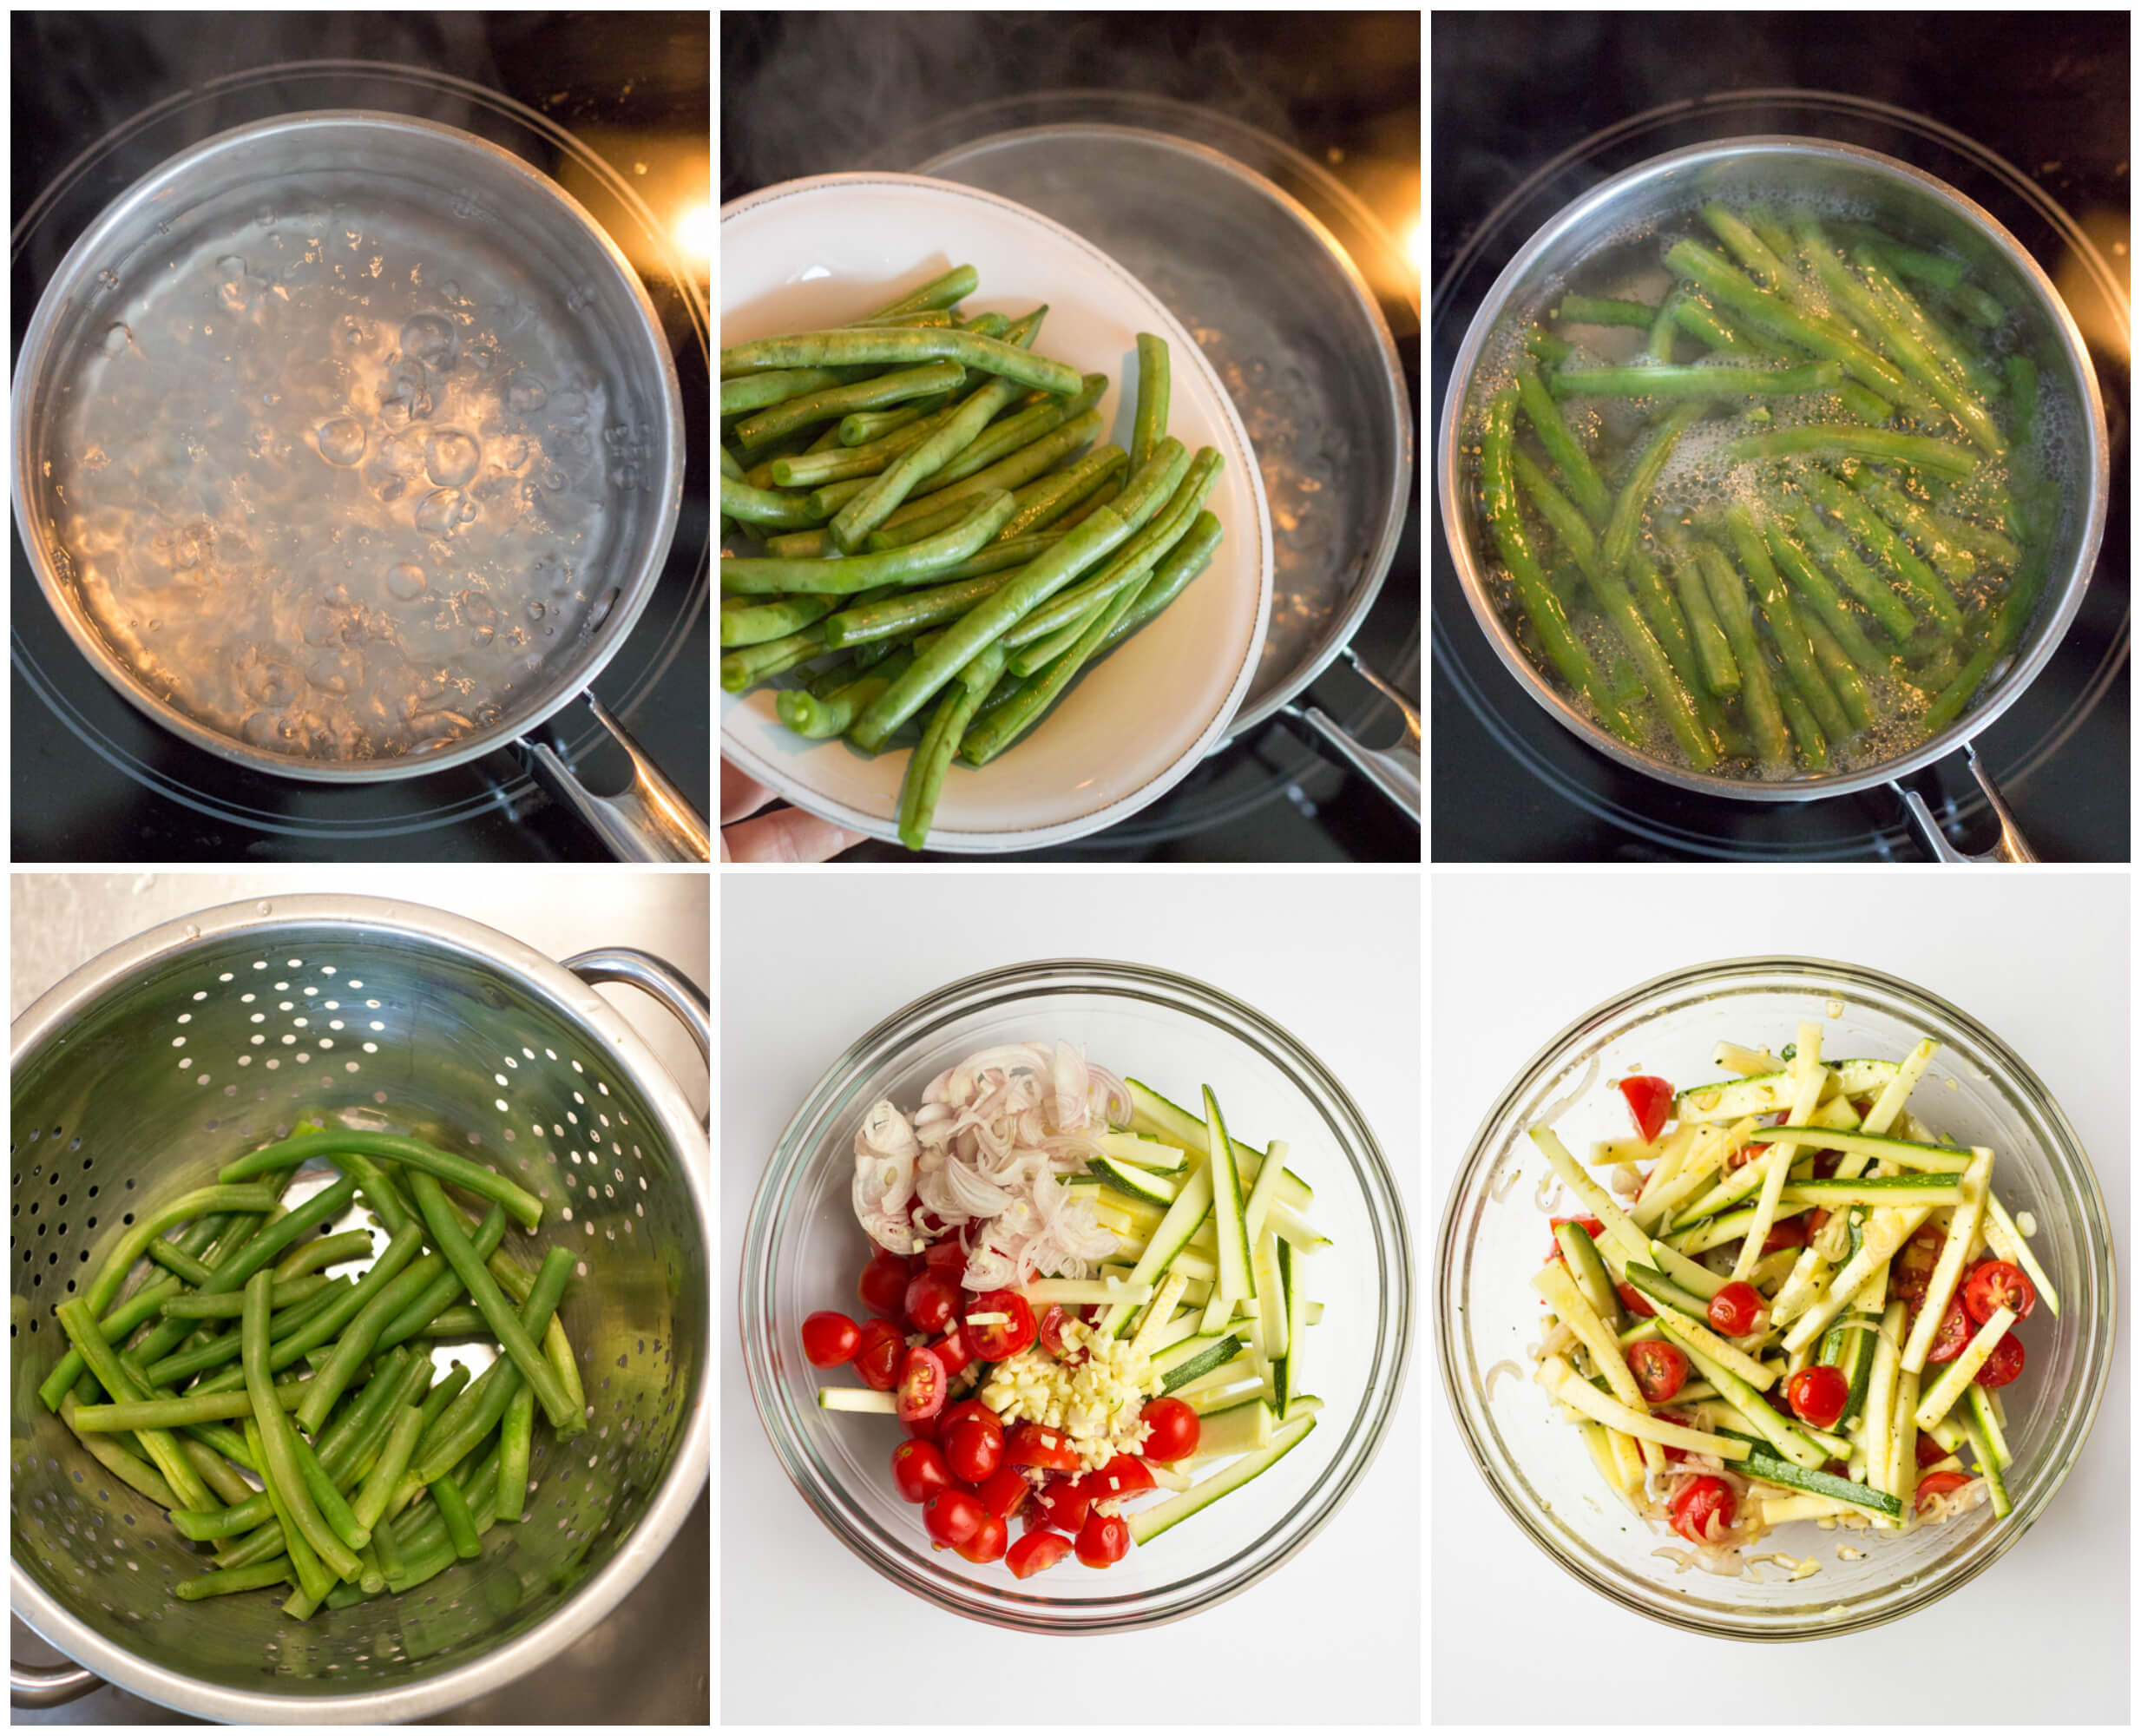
[1436,957,2115,1641]
[739,960,1413,1633]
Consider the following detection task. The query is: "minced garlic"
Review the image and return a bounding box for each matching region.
[979,1315,1162,1470]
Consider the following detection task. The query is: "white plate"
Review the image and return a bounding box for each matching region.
[719,173,1272,853]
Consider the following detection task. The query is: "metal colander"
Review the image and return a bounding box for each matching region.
[10,895,709,1722]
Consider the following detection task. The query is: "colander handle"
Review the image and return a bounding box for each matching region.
[526,694,712,863]
[11,1657,102,1710]
[566,949,710,1072]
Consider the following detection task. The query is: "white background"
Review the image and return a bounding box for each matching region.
[1428,869,2129,1725]
[719,869,1422,1725]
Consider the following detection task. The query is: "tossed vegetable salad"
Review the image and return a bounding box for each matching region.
[1520,1018,2052,1573]
[803,1042,1329,1577]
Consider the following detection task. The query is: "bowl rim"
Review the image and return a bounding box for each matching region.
[738,956,1415,1632]
[1434,134,2112,802]
[1435,951,2117,1641]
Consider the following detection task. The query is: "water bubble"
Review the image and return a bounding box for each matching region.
[102,322,134,356]
[376,477,407,503]
[425,428,480,488]
[414,488,463,534]
[399,313,457,367]
[504,374,548,414]
[379,433,427,476]
[385,562,427,600]
[317,418,367,466]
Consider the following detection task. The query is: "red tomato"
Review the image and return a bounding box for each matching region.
[853,1319,907,1391]
[1727,1141,1765,1172]
[1542,1216,1607,1261]
[1138,1397,1200,1463]
[1006,1529,1074,1579]
[1074,1509,1132,1568]
[1617,1075,1674,1143]
[931,1325,975,1379]
[1783,1364,1849,1430]
[800,1311,861,1368]
[936,1398,1001,1441]
[975,1465,1031,1521]
[918,1239,966,1281]
[1974,1332,2026,1389]
[1670,1476,1737,1545]
[1894,1224,1946,1303]
[1037,1305,1087,1364]
[890,1439,952,1503]
[1005,1423,1080,1473]
[1914,1432,1950,1470]
[859,1250,911,1318]
[943,1418,1003,1484]
[895,1345,947,1423]
[900,1411,942,1442]
[1707,1281,1763,1336]
[1926,1300,1972,1364]
[1962,1259,2037,1325]
[963,1289,1038,1360]
[1033,1476,1093,1535]
[1625,1339,1690,1404]
[903,1271,959,1335]
[1616,1281,1655,1319]
[1018,1499,1062,1535]
[956,1513,1008,1565]
[923,1487,985,1549]
[1761,1216,1810,1253]
[1915,1470,1974,1514]
[1078,1454,1155,1502]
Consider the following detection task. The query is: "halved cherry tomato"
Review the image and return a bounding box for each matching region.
[956,1512,1008,1564]
[1019,1500,1062,1535]
[1006,1529,1074,1578]
[1543,1216,1606,1261]
[975,1465,1031,1521]
[1974,1332,2026,1389]
[1138,1397,1200,1463]
[1914,1431,1951,1470]
[890,1439,952,1503]
[1004,1423,1080,1473]
[1037,1305,1086,1363]
[936,1398,1000,1442]
[923,1487,985,1549]
[963,1289,1038,1360]
[930,1325,975,1379]
[943,1417,1003,1484]
[1670,1476,1737,1545]
[1926,1299,1972,1364]
[1894,1223,1946,1304]
[1783,1364,1849,1430]
[853,1318,907,1391]
[917,1239,966,1281]
[1707,1280,1763,1336]
[1074,1509,1132,1568]
[1962,1259,2037,1325]
[903,1270,959,1335]
[801,1311,861,1368]
[1617,1075,1674,1143]
[1616,1281,1655,1319]
[1033,1476,1093,1535]
[1761,1217,1810,1253]
[1625,1339,1689,1404]
[896,1345,947,1423]
[900,1410,942,1442]
[859,1250,910,1318]
[1915,1470,1974,1514]
[1077,1454,1155,1502]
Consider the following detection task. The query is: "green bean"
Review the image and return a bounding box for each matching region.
[496,1384,535,1525]
[1850,469,1974,583]
[776,648,916,740]
[854,264,979,321]
[1764,516,1894,682]
[148,1271,352,1389]
[849,309,955,329]
[734,359,964,453]
[719,473,820,529]
[721,621,835,691]
[718,444,745,482]
[1526,326,1575,366]
[1949,282,2007,330]
[69,1379,311,1433]
[292,1232,436,1434]
[1854,248,2006,403]
[1514,358,1611,524]
[326,1350,430,1486]
[1093,512,1223,660]
[160,1275,325,1322]
[1556,295,1657,328]
[1803,610,1875,730]
[1924,504,2019,569]
[866,413,1107,543]
[1130,333,1171,474]
[719,367,848,418]
[1049,477,1124,534]
[720,326,1082,398]
[76,1186,280,1325]
[220,1129,544,1233]
[274,1229,378,1282]
[1645,289,1685,364]
[411,1305,487,1338]
[412,1246,576,1480]
[772,400,964,486]
[1603,401,1702,575]
[371,1491,408,1583]
[54,1299,214,1508]
[375,1207,509,1351]
[1625,545,1737,745]
[1801,468,1966,631]
[146,1240,217,1286]
[824,569,1011,648]
[242,1274,361,1581]
[1836,378,1896,424]
[177,1558,293,1601]
[247,1417,334,1604]
[1724,506,1855,746]
[898,644,1006,847]
[983,446,1130,544]
[722,490,1019,598]
[831,371,1036,551]
[409,1175,576,1433]
[1777,687,1829,770]
[1724,426,1977,479]
[353,1406,428,1534]
[1551,360,1842,399]
[720,594,837,649]
[1671,296,1790,361]
[907,374,1107,498]
[286,1423,371,1550]
[835,395,945,448]
[1779,492,1915,644]
[59,1397,181,1508]
[1693,540,1790,771]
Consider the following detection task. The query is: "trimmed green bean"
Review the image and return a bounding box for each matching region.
[1724,506,1855,746]
[1801,468,1966,631]
[1778,687,1829,770]
[496,1384,535,1525]
[1556,295,1658,328]
[1514,358,1611,525]
[913,373,1107,496]
[720,593,835,649]
[1093,512,1222,658]
[866,418,1110,548]
[1803,611,1875,730]
[54,1299,214,1509]
[69,1380,311,1433]
[1694,541,1790,771]
[354,1407,428,1533]
[59,1397,181,1508]
[854,264,979,321]
[248,1417,334,1603]
[286,1423,371,1550]
[1603,402,1702,575]
[375,1207,509,1351]
[776,648,916,740]
[242,1273,362,1582]
[176,1558,293,1601]
[274,1229,378,1282]
[1130,333,1170,474]
[1850,470,1974,584]
[719,473,819,529]
[719,366,847,418]
[1764,517,1895,682]
[1781,492,1916,643]
[732,360,965,452]
[898,645,1006,847]
[220,1130,544,1233]
[722,490,1019,597]
[720,326,1083,398]
[1550,360,1842,399]
[1724,427,1977,479]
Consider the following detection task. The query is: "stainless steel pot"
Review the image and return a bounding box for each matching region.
[10,895,710,1721]
[11,113,706,860]
[1437,137,2111,860]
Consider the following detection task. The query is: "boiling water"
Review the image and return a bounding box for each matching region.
[49,197,625,763]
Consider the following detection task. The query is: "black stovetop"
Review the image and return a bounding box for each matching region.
[1431,11,2129,862]
[10,11,711,861]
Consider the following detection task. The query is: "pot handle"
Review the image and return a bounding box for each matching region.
[565,948,710,1074]
[1892,745,2040,863]
[1277,648,1421,823]
[12,1657,102,1710]
[526,695,711,863]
